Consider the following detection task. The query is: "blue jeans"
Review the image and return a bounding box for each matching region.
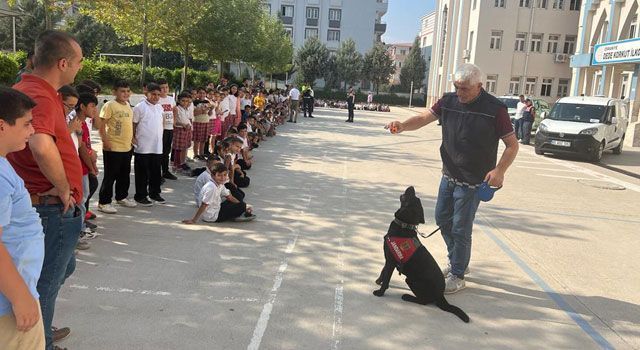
[521,120,533,144]
[34,203,83,350]
[435,177,481,279]
[514,118,523,140]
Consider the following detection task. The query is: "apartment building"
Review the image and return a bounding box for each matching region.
[419,12,436,91]
[387,43,413,85]
[427,0,581,106]
[570,0,640,146]
[265,0,388,54]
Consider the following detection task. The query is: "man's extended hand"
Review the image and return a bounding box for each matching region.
[484,168,505,188]
[384,121,404,134]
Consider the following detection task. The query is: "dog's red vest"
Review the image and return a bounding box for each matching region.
[385,235,422,264]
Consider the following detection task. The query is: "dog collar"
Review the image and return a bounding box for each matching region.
[393,218,419,230]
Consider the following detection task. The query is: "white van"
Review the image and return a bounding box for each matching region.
[534,96,629,162]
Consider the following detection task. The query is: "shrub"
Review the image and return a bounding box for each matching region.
[0,53,20,85]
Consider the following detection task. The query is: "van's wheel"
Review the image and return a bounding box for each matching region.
[591,141,605,162]
[535,147,544,155]
[612,135,625,155]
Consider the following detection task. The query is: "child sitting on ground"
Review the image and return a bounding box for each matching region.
[182,163,255,224]
[193,157,219,207]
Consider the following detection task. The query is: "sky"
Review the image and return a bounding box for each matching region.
[381,0,435,45]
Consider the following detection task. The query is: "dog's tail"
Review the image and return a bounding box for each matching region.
[436,297,470,323]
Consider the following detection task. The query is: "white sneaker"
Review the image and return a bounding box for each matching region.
[98,203,118,214]
[444,274,466,294]
[442,264,470,277]
[116,198,138,208]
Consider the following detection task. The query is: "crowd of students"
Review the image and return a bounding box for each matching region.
[0,30,306,350]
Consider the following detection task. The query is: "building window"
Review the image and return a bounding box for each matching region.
[281,5,294,17]
[569,0,581,11]
[422,37,427,46]
[306,7,319,19]
[329,8,342,21]
[305,28,318,39]
[401,49,406,55]
[486,75,498,93]
[563,35,576,54]
[530,34,543,52]
[630,15,638,39]
[552,0,564,9]
[536,0,547,8]
[541,78,553,96]
[490,30,503,50]
[557,78,569,97]
[547,34,560,53]
[509,77,521,95]
[495,0,505,7]
[264,3,271,13]
[525,77,537,95]
[398,62,402,68]
[520,0,531,7]
[515,33,527,52]
[284,27,293,39]
[328,30,340,42]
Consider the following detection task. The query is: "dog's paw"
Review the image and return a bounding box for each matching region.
[373,289,385,297]
[375,277,382,285]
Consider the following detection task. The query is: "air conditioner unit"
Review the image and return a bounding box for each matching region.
[462,49,471,59]
[554,53,568,63]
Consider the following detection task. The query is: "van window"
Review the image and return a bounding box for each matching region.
[548,103,607,123]
[497,98,519,109]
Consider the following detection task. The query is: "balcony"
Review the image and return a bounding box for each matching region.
[375,22,387,34]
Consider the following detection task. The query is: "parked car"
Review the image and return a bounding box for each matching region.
[497,95,550,131]
[534,96,629,162]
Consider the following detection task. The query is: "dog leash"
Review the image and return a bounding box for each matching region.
[418,227,441,239]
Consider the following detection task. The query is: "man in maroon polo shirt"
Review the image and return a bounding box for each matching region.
[386,63,519,295]
[8,30,84,350]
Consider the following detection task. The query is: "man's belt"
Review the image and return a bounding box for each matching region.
[30,194,63,206]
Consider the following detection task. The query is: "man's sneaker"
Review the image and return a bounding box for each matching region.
[117,198,138,208]
[84,220,97,230]
[98,203,117,214]
[80,229,99,240]
[135,198,154,207]
[163,172,178,180]
[442,264,470,277]
[150,195,166,204]
[85,211,96,220]
[444,274,466,294]
[75,240,90,250]
[52,326,71,343]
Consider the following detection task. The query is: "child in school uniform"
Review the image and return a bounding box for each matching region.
[182,163,255,224]
[172,92,193,173]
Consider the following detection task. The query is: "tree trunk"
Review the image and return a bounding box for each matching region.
[181,43,189,91]
[140,10,148,87]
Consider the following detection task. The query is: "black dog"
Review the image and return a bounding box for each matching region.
[373,186,469,323]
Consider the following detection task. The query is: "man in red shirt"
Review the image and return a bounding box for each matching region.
[8,30,84,350]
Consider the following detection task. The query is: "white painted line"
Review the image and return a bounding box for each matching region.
[522,147,640,193]
[124,250,189,264]
[331,286,344,350]
[537,174,596,180]
[69,284,172,296]
[247,235,299,350]
[516,160,551,164]
[517,166,577,172]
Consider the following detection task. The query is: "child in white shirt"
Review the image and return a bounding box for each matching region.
[183,163,255,224]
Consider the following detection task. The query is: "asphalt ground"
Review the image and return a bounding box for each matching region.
[55,107,639,349]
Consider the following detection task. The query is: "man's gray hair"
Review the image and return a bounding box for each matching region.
[453,63,484,85]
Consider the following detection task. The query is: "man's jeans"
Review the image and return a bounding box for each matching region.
[435,177,481,279]
[34,203,83,350]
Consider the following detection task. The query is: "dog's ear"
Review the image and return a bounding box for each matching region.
[404,186,416,197]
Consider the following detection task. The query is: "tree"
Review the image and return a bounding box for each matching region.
[362,43,395,94]
[323,55,340,89]
[1,0,62,51]
[66,14,122,58]
[399,37,427,93]
[294,37,329,85]
[335,38,363,90]
[245,12,293,79]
